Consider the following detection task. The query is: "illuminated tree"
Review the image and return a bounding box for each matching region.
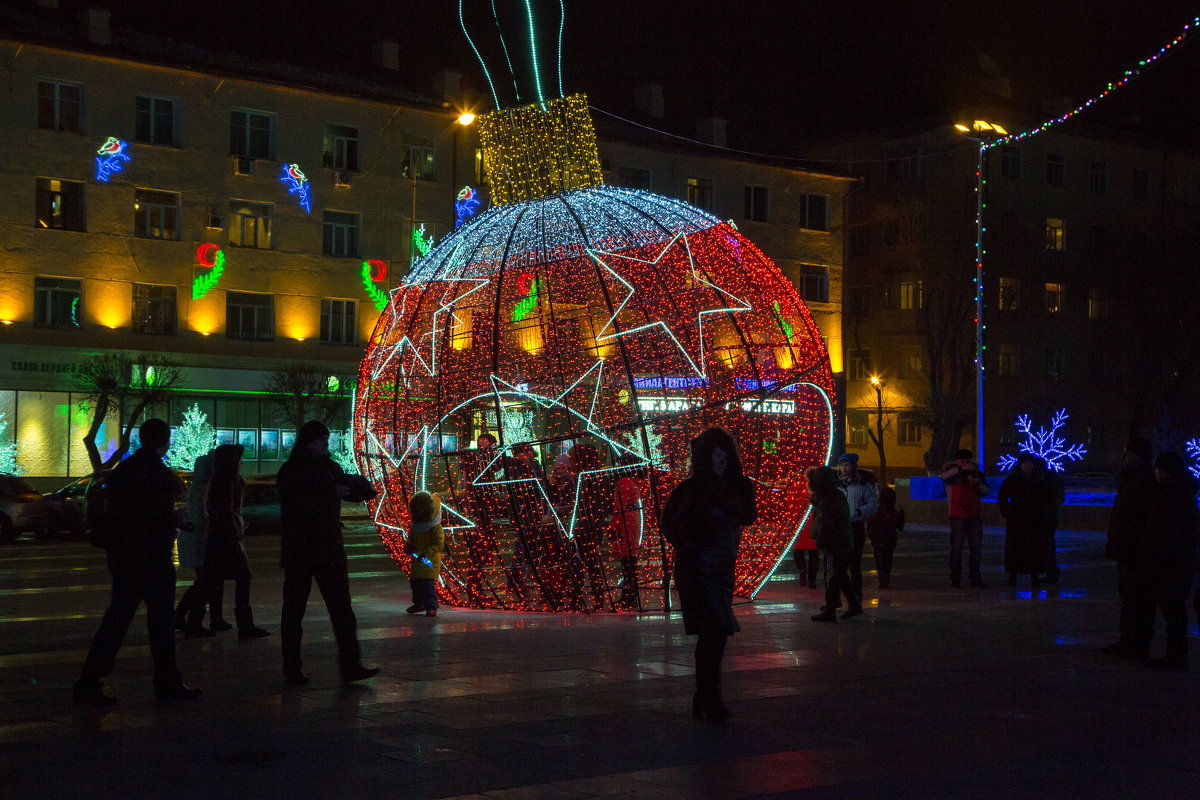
[167,403,216,471]
[75,353,182,471]
[0,412,19,474]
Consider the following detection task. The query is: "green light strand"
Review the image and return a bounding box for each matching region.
[772,300,794,343]
[512,278,538,322]
[192,250,225,299]
[361,261,389,311]
[413,224,434,258]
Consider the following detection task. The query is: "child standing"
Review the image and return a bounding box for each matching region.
[406,491,445,617]
[866,486,905,589]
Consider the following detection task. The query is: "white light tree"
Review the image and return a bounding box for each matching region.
[997,408,1087,473]
[167,403,217,471]
[331,430,358,474]
[0,412,19,474]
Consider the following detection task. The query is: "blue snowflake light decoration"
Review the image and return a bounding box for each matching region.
[997,408,1087,473]
[1186,438,1200,479]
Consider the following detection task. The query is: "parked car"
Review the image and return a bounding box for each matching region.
[41,474,98,539]
[1,474,47,544]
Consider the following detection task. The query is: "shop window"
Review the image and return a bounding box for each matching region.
[38,80,82,132]
[135,95,178,147]
[320,298,357,345]
[134,189,179,239]
[226,292,274,340]
[686,177,713,210]
[132,284,176,335]
[323,123,359,171]
[230,109,275,159]
[36,179,86,231]
[34,277,82,328]
[322,211,360,257]
[230,200,273,249]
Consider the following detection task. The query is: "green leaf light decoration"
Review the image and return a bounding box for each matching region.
[192,247,225,299]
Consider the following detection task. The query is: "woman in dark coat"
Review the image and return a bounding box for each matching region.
[277,420,378,685]
[807,465,857,621]
[184,444,268,639]
[997,453,1051,587]
[661,427,756,722]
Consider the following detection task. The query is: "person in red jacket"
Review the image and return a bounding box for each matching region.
[609,458,646,610]
[940,448,990,588]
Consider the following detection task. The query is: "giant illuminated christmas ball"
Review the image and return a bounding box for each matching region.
[355,95,835,613]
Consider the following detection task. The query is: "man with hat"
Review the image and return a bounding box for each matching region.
[837,452,877,614]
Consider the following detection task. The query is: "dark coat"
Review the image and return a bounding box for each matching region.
[662,475,756,636]
[277,449,347,570]
[101,447,185,569]
[204,476,245,579]
[1105,463,1155,563]
[866,507,905,550]
[998,469,1051,573]
[1144,474,1200,574]
[811,489,852,556]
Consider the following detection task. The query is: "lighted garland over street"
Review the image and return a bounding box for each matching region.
[352,4,836,613]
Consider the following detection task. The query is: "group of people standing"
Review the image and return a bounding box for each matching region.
[73,419,379,706]
[996,452,1065,587]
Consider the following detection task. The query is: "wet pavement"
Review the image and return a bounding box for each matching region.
[1,522,1197,799]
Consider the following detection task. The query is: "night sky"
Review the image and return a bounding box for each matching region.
[55,0,1200,152]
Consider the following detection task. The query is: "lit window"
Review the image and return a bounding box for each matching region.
[38,80,82,132]
[135,96,178,147]
[847,411,869,445]
[1045,217,1065,251]
[36,178,86,231]
[320,298,357,345]
[134,190,179,239]
[226,292,274,340]
[744,185,769,222]
[1087,287,1107,319]
[998,276,1020,312]
[1045,282,1064,314]
[686,177,713,210]
[322,211,360,257]
[33,277,82,328]
[323,124,359,171]
[898,414,922,446]
[230,109,275,159]
[132,284,177,335]
[230,200,273,249]
[1046,153,1065,186]
[403,139,435,181]
[899,279,923,310]
[799,194,828,231]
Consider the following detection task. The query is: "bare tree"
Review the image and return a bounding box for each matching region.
[75,353,183,471]
[263,362,353,431]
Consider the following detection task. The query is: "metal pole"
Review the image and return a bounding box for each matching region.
[974,141,985,471]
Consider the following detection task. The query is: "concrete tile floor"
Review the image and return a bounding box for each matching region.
[1,522,1197,799]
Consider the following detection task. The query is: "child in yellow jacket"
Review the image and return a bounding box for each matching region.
[405,491,445,617]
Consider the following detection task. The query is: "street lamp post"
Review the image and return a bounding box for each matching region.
[869,374,887,484]
[410,111,476,267]
[954,119,1007,472]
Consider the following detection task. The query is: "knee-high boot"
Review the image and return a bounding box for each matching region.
[235,606,269,640]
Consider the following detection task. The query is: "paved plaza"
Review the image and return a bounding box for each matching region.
[1,521,1198,799]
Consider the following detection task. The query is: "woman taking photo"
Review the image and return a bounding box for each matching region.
[662,427,756,722]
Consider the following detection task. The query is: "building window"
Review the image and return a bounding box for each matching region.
[1045,348,1063,381]
[230,109,275,159]
[1087,287,1107,319]
[34,277,82,328]
[1045,217,1065,251]
[1046,153,1065,186]
[799,194,829,231]
[230,200,273,249]
[401,138,435,181]
[744,185,769,222]
[132,284,177,335]
[36,178,86,231]
[323,124,359,171]
[901,349,927,379]
[38,80,82,132]
[884,220,900,247]
[849,225,870,257]
[226,292,274,340]
[885,146,927,182]
[474,147,489,186]
[686,177,713,209]
[320,298,357,345]
[322,211,360,257]
[135,95,178,147]
[1045,282,1064,314]
[899,279,923,310]
[898,414,922,446]
[847,411,869,446]
[997,346,1019,377]
[796,267,829,303]
[848,350,871,381]
[1001,146,1022,179]
[617,167,650,191]
[848,286,871,319]
[998,276,1020,312]
[134,190,179,239]
[1090,162,1108,194]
